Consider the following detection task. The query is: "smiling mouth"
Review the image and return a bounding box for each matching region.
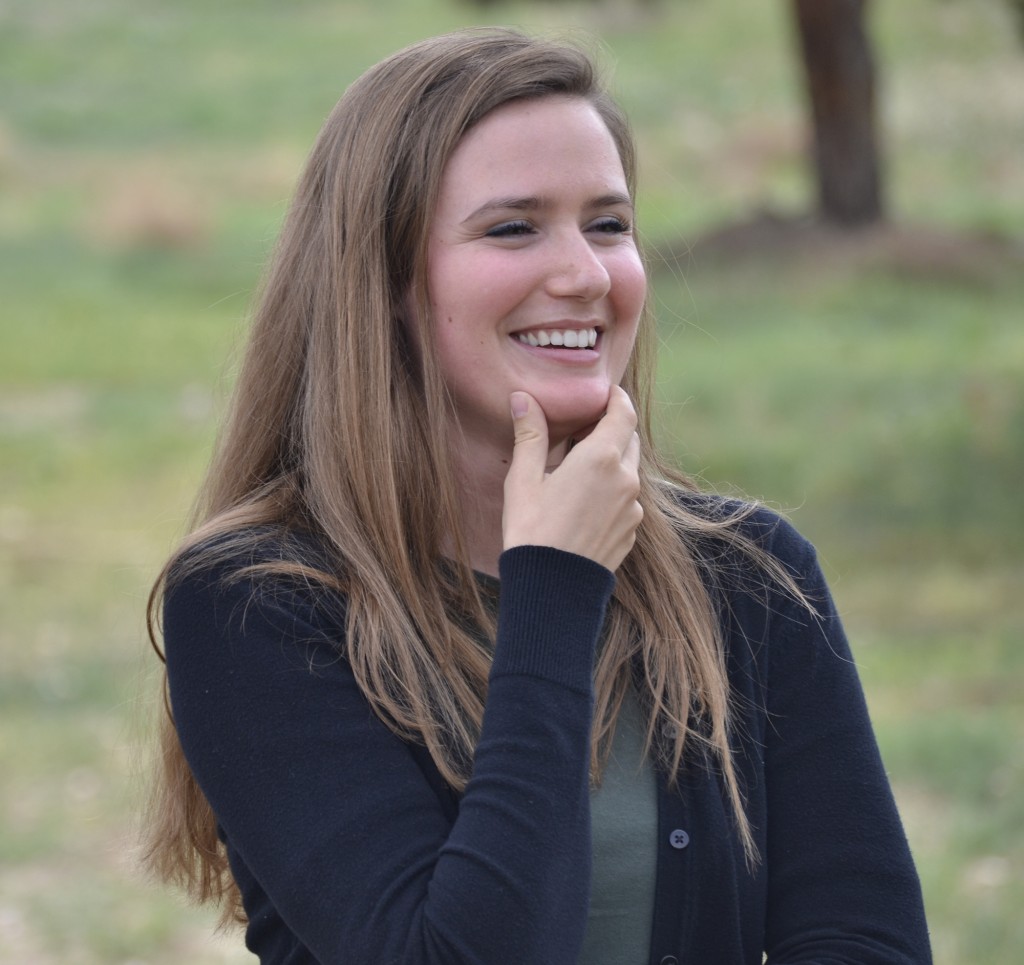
[515,327,599,349]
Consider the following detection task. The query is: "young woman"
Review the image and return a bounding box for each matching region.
[144,28,932,964]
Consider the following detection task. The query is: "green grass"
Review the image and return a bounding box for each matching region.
[1,0,1022,961]
[652,264,1024,562]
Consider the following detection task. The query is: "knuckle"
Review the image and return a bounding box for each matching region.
[616,465,641,496]
[514,427,544,445]
[588,444,620,470]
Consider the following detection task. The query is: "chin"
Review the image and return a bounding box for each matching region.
[537,393,609,442]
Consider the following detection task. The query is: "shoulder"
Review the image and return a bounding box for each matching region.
[664,485,818,577]
[166,524,338,594]
[168,523,334,579]
[162,525,347,655]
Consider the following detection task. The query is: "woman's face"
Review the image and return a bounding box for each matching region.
[425,95,646,452]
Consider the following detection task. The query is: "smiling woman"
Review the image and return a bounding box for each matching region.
[142,27,932,965]
[427,96,645,463]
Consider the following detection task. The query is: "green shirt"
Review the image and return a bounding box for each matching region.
[579,685,659,964]
[473,571,658,961]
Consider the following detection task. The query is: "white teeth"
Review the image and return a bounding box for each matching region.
[516,327,598,349]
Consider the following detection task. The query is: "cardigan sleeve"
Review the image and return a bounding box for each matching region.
[759,519,932,964]
[163,544,614,965]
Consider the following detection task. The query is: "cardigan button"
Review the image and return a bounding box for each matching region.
[669,828,690,849]
[659,956,679,965]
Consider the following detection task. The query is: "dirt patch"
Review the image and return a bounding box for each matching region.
[656,210,1024,286]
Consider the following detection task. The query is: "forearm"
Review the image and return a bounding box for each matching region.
[165,544,614,964]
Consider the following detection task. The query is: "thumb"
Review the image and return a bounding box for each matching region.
[506,391,549,488]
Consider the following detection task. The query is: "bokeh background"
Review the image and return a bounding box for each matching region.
[1,1,1021,962]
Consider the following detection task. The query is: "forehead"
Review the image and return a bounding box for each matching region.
[438,96,627,204]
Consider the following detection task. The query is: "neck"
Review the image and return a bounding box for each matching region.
[451,429,570,578]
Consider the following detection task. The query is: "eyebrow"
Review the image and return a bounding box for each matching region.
[461,193,634,224]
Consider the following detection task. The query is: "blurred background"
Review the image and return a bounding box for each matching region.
[0,0,1021,962]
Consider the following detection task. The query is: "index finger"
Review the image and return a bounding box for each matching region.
[582,385,637,454]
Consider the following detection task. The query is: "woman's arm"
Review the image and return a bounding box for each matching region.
[164,544,614,965]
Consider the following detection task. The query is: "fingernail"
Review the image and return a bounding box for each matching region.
[510,392,529,418]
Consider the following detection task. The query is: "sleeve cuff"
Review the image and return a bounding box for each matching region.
[491,545,616,694]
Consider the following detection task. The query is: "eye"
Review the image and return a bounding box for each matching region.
[589,216,632,235]
[484,220,536,239]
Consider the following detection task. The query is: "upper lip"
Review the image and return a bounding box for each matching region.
[510,321,605,335]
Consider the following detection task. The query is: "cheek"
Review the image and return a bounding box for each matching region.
[615,254,647,312]
[612,260,647,341]
[608,261,645,376]
[430,257,502,333]
[430,304,492,389]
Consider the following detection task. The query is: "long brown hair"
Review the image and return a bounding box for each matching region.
[144,27,782,922]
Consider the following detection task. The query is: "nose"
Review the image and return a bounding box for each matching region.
[544,232,611,301]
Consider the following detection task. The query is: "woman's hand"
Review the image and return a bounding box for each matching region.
[502,386,643,573]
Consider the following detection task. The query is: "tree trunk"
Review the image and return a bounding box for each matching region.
[792,0,884,226]
[1011,0,1024,44]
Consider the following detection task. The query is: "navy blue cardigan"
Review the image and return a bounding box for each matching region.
[163,503,931,964]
